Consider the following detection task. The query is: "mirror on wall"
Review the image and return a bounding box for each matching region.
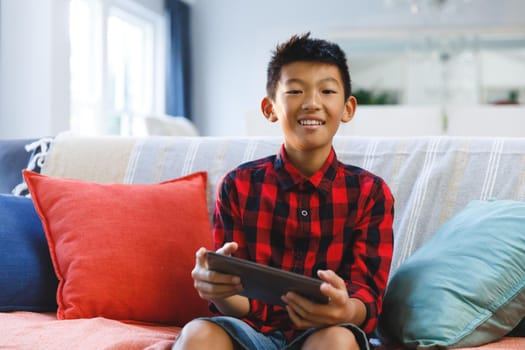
[333,28,525,106]
[325,27,525,137]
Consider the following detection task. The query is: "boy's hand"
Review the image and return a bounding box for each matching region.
[191,242,243,301]
[281,269,366,329]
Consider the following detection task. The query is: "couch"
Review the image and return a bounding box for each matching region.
[1,131,524,350]
[0,138,38,194]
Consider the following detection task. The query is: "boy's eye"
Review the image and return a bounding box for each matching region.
[286,90,302,95]
[322,89,337,94]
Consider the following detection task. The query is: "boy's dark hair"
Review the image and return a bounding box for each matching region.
[266,32,352,101]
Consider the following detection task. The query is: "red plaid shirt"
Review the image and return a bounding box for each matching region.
[212,145,394,341]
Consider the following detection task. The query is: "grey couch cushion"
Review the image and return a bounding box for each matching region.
[0,139,35,194]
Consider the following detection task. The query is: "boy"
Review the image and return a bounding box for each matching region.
[173,33,394,350]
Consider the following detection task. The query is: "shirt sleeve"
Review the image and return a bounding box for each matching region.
[212,172,248,252]
[346,176,394,334]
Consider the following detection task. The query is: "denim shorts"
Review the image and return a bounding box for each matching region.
[194,316,370,350]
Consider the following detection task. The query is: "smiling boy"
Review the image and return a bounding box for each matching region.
[173,33,394,350]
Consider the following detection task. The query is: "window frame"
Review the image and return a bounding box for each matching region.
[69,0,166,135]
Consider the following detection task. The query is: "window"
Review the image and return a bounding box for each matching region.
[69,0,165,135]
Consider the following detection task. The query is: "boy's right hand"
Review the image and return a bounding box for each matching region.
[191,242,243,302]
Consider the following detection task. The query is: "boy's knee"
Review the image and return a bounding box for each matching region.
[302,326,360,350]
[173,319,234,350]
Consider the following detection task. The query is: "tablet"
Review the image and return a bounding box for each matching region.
[206,251,329,306]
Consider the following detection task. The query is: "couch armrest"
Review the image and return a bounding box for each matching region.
[0,139,36,193]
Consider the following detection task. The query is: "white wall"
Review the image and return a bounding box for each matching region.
[0,0,70,139]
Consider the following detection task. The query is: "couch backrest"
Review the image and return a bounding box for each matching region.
[41,132,525,273]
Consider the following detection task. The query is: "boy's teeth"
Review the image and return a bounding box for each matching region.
[300,120,324,125]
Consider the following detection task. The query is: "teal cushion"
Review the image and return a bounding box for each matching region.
[377,200,525,348]
[0,194,58,311]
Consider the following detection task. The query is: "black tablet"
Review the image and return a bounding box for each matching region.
[206,251,329,306]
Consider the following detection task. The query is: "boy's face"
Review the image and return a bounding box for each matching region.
[261,61,355,154]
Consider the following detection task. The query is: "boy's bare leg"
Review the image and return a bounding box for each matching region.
[301,326,360,350]
[173,319,237,350]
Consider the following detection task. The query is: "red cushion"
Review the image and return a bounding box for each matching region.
[24,170,213,326]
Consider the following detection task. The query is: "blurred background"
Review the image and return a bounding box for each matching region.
[1,0,524,138]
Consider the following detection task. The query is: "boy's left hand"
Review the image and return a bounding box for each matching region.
[281,269,365,329]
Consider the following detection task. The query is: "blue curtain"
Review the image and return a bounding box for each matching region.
[165,0,192,120]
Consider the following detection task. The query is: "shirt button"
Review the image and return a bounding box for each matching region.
[301,209,309,217]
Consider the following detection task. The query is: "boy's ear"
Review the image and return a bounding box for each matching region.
[341,96,357,123]
[261,97,278,122]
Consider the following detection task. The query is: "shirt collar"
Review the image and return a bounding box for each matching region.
[274,144,338,195]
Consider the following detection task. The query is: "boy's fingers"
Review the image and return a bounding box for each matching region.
[317,269,345,290]
[195,247,208,268]
[317,270,349,304]
[216,241,238,256]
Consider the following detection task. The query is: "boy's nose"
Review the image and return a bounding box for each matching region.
[301,92,321,110]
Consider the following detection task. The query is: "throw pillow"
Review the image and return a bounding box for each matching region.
[24,170,213,326]
[0,194,58,311]
[11,137,54,196]
[377,200,525,348]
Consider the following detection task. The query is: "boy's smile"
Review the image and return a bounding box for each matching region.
[261,61,356,173]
